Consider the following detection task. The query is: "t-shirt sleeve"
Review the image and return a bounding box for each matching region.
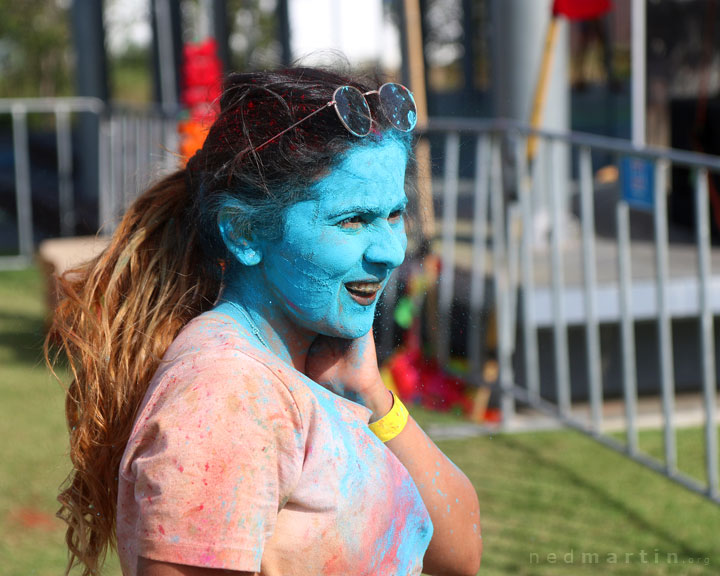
[121,349,305,572]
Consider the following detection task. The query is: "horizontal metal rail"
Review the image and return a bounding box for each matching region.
[426,117,720,171]
[0,97,105,114]
[504,383,720,505]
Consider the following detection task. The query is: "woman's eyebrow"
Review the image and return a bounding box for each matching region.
[326,204,381,218]
[327,200,408,219]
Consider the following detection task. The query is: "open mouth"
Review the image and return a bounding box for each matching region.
[345,281,383,306]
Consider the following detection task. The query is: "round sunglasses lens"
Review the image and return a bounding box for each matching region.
[333,86,372,137]
[378,83,417,132]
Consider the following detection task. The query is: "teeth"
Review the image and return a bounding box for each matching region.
[346,282,381,294]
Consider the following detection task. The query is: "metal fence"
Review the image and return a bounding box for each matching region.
[424,118,720,505]
[2,97,719,505]
[0,97,179,269]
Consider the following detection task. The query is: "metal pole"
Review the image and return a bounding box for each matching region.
[631,0,646,148]
[378,273,399,362]
[98,116,111,234]
[277,0,292,66]
[617,200,639,455]
[109,115,122,233]
[548,138,571,415]
[136,111,148,194]
[517,136,540,401]
[154,0,180,115]
[468,134,491,382]
[579,146,603,432]
[12,105,33,262]
[163,117,180,174]
[490,136,515,426]
[210,0,231,73]
[120,115,129,210]
[506,203,521,337]
[653,159,676,473]
[55,105,75,236]
[438,132,460,366]
[695,168,719,498]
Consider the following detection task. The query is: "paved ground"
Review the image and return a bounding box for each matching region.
[426,391,720,440]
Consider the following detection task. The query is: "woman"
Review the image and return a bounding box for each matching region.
[48,67,481,576]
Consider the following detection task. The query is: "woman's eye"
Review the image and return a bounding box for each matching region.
[339,215,364,229]
[389,209,405,222]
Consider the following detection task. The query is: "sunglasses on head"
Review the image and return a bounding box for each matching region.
[251,82,417,153]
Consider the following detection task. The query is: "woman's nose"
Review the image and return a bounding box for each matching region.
[364,221,407,270]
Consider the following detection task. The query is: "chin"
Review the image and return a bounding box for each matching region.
[319,320,373,340]
[314,310,376,340]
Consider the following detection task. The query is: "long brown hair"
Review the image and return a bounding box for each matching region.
[46,67,412,575]
[46,171,219,574]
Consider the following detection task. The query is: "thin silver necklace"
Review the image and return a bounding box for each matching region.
[225,300,271,350]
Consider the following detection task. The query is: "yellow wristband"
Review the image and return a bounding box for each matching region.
[368,391,409,442]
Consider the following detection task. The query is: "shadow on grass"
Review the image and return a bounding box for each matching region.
[0,311,47,367]
[492,433,713,561]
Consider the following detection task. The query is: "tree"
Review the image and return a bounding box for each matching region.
[0,0,73,97]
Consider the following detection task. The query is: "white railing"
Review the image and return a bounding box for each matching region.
[2,97,719,505]
[423,118,720,505]
[0,97,179,269]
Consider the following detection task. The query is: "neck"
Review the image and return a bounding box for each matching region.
[219,273,315,372]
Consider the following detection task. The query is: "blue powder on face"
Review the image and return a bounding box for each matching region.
[252,138,410,340]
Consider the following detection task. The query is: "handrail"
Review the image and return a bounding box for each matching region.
[426,117,720,171]
[0,97,106,114]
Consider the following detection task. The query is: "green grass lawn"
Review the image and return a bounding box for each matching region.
[1,266,719,575]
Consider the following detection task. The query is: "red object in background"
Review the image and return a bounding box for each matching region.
[388,347,474,416]
[182,39,222,110]
[553,0,611,20]
[180,38,222,162]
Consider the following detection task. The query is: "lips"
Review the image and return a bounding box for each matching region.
[345,280,383,306]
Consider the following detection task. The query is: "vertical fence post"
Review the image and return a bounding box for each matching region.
[136,111,149,195]
[12,104,33,262]
[120,114,130,210]
[98,115,111,234]
[491,135,515,427]
[547,138,571,416]
[468,134,491,383]
[124,114,137,208]
[378,273,399,362]
[437,132,460,367]
[56,105,75,236]
[516,136,540,401]
[109,114,123,234]
[579,147,603,433]
[617,199,639,455]
[163,117,179,174]
[506,203,521,342]
[695,168,719,498]
[653,159,676,473]
[149,115,159,169]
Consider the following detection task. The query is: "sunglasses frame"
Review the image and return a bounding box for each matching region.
[249,82,417,154]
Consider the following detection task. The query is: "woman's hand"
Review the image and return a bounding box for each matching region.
[306,330,482,576]
[304,330,393,421]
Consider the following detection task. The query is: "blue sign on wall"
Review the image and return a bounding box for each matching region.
[620,157,655,211]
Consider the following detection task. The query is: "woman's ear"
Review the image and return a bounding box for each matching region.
[217,207,263,266]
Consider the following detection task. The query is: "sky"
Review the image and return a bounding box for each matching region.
[289,0,401,69]
[105,0,401,70]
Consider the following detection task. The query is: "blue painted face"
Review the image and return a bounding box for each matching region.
[258,138,409,339]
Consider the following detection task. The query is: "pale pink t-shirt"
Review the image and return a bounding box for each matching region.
[117,312,433,575]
